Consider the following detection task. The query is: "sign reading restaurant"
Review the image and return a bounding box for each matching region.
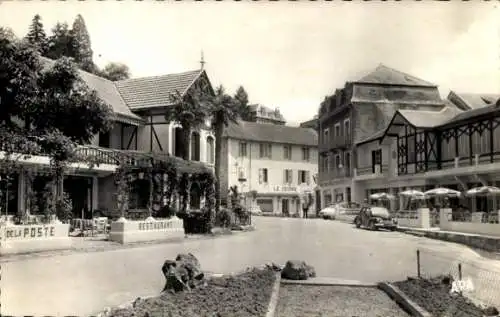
[137,219,179,231]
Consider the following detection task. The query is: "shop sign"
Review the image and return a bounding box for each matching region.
[5,226,56,239]
[138,220,177,231]
[273,185,297,192]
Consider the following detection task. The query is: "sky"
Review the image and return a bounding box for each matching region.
[0,1,499,125]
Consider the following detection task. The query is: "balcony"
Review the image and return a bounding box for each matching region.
[319,136,352,152]
[396,153,500,179]
[353,164,388,180]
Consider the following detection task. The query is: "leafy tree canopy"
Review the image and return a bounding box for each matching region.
[99,62,130,81]
[0,31,113,162]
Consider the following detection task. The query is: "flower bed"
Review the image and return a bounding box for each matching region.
[108,268,276,317]
[393,276,493,317]
[276,285,409,317]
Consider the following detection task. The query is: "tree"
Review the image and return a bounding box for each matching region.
[45,22,74,61]
[99,62,130,81]
[71,14,95,73]
[0,32,113,220]
[0,27,16,41]
[208,85,240,211]
[233,86,252,121]
[25,14,47,54]
[165,88,208,161]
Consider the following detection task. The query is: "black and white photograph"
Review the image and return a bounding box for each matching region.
[0,1,499,316]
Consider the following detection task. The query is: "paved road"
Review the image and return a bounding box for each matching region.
[3,217,500,316]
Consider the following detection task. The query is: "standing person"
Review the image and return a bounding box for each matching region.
[302,193,312,219]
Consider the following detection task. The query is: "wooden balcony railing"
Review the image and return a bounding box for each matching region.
[73,146,120,165]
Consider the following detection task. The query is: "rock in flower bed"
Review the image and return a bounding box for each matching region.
[393,276,499,317]
[281,260,316,280]
[107,267,277,317]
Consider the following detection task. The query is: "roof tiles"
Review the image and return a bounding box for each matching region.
[356,64,436,87]
[115,70,203,109]
[223,120,318,146]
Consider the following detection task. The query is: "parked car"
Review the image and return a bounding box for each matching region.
[354,206,397,230]
[318,205,337,219]
[319,202,362,220]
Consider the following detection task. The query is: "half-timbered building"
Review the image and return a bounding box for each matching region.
[2,58,216,220]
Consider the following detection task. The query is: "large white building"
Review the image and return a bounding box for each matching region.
[219,120,318,216]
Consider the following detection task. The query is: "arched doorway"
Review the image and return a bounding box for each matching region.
[191,132,200,161]
[206,136,214,164]
[190,182,201,209]
[174,127,184,158]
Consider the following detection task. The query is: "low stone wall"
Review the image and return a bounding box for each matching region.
[0,223,71,255]
[440,209,500,238]
[109,217,185,244]
[396,209,431,229]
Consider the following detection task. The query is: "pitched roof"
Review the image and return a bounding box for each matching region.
[40,57,143,125]
[356,128,386,145]
[397,106,462,128]
[223,121,318,146]
[115,70,203,109]
[449,92,500,110]
[355,64,436,87]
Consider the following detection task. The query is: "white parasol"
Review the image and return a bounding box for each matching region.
[423,187,461,198]
[369,192,396,200]
[466,186,500,197]
[399,190,426,199]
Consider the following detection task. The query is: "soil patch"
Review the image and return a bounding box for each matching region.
[275,284,410,317]
[393,276,487,317]
[107,268,276,317]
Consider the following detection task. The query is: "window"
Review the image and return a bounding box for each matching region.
[99,131,110,148]
[344,119,350,138]
[259,143,272,158]
[371,149,382,173]
[298,170,310,184]
[239,142,247,157]
[283,169,293,184]
[301,147,310,161]
[259,168,268,184]
[323,128,330,144]
[345,152,351,170]
[335,154,341,168]
[283,145,292,160]
[334,123,341,137]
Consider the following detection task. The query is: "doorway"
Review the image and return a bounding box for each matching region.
[64,176,92,219]
[282,199,290,216]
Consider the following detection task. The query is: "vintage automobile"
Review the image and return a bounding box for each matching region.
[318,204,337,220]
[354,205,397,230]
[319,202,361,220]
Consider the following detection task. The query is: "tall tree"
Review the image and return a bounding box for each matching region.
[208,85,240,211]
[99,62,130,81]
[0,32,113,219]
[71,14,95,73]
[45,22,74,61]
[233,86,251,121]
[25,14,47,54]
[165,88,208,161]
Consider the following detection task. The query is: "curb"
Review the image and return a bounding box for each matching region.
[378,282,433,317]
[265,272,282,317]
[280,277,377,288]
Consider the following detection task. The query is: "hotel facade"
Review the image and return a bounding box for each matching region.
[218,106,319,216]
[317,64,500,212]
